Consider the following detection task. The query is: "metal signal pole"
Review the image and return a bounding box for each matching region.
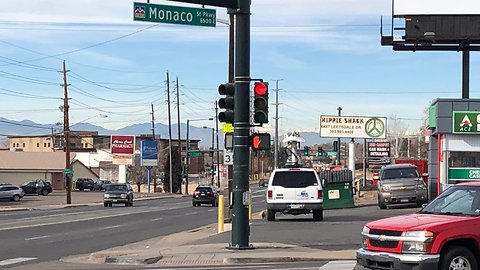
[166,72,173,193]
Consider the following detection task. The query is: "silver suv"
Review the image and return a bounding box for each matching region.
[266,168,323,221]
[377,164,428,209]
[0,184,25,201]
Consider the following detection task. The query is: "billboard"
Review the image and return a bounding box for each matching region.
[111,135,135,155]
[368,142,391,158]
[320,116,387,139]
[394,0,480,16]
[140,140,158,167]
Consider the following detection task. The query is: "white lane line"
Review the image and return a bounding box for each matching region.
[0,257,37,266]
[101,225,122,230]
[319,260,357,270]
[151,217,164,221]
[207,208,216,212]
[184,211,198,215]
[24,235,51,241]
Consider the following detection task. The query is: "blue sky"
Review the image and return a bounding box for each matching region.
[0,0,478,135]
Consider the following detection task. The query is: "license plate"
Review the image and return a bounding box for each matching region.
[400,199,409,203]
[290,204,304,209]
[113,200,118,202]
[201,194,206,196]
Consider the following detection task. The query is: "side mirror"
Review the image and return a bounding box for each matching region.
[422,173,429,177]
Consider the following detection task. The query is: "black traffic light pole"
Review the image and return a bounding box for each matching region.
[166,0,251,249]
[229,0,251,249]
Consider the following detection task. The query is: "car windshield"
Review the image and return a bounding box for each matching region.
[196,187,212,192]
[420,186,480,216]
[382,167,419,180]
[106,185,127,192]
[272,171,319,188]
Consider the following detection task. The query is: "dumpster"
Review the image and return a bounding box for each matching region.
[319,170,355,209]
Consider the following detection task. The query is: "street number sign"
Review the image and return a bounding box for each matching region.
[133,2,216,27]
[224,150,233,165]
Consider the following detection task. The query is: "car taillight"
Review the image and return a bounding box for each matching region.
[267,190,273,199]
[207,191,212,195]
[318,190,323,199]
[194,191,200,195]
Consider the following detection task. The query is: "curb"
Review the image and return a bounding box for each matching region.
[224,256,329,264]
[103,254,162,265]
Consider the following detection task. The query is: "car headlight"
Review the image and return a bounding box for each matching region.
[121,194,127,198]
[401,231,433,253]
[104,194,110,198]
[381,185,391,192]
[361,226,370,248]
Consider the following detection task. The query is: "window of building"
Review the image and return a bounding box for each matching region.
[48,143,51,147]
[44,143,47,147]
[37,143,40,147]
[22,143,25,147]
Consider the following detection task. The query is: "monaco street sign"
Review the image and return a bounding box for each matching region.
[133,2,216,27]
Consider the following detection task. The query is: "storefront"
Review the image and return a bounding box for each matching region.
[427,99,480,199]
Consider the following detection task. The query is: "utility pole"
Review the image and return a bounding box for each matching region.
[62,61,72,205]
[166,72,173,193]
[215,101,220,188]
[176,77,182,194]
[151,103,156,192]
[337,107,342,165]
[272,79,282,169]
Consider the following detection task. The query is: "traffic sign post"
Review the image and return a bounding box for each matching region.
[134,2,216,27]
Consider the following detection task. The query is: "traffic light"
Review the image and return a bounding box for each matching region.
[253,82,269,124]
[303,146,309,156]
[317,147,323,156]
[333,141,338,152]
[218,83,235,123]
[251,133,271,150]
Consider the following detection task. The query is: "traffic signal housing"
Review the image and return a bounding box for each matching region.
[253,82,269,124]
[251,133,271,150]
[218,83,235,123]
[317,147,324,156]
[303,146,310,156]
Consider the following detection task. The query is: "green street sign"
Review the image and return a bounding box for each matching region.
[133,2,216,27]
[188,151,202,157]
[327,151,337,157]
[453,111,480,134]
[448,168,480,181]
[64,169,73,175]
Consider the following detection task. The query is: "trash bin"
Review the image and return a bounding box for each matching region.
[319,170,355,209]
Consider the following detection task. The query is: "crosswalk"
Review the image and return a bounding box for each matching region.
[0,257,37,267]
[319,260,358,270]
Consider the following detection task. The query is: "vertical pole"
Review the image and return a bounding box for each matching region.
[227,10,235,220]
[336,107,342,165]
[176,77,182,194]
[147,167,151,193]
[151,103,156,192]
[211,128,214,185]
[462,45,470,99]
[186,120,190,195]
[166,72,173,193]
[229,0,252,250]
[63,61,72,205]
[215,101,221,188]
[363,139,367,187]
[274,80,280,169]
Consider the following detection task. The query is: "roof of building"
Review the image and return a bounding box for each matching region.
[0,151,76,171]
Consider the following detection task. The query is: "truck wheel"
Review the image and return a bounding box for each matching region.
[440,246,477,270]
[267,209,275,221]
[313,210,323,221]
[379,203,387,209]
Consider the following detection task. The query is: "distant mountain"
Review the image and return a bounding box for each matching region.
[0,118,334,148]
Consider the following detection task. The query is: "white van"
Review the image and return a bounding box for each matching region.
[266,168,323,221]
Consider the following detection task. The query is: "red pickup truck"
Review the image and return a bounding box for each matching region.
[357,182,480,270]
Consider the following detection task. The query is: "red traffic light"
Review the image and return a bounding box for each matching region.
[253,82,267,96]
[251,133,271,150]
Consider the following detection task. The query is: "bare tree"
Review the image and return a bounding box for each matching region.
[387,115,409,158]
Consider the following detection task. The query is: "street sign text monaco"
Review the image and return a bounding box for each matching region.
[133,2,216,27]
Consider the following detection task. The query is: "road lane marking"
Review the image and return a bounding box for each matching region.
[24,235,51,241]
[0,257,37,266]
[101,225,122,230]
[207,209,215,212]
[319,260,357,270]
[151,217,164,221]
[184,211,198,215]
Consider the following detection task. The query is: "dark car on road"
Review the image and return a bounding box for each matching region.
[93,180,112,191]
[75,178,95,191]
[20,180,52,196]
[103,183,133,207]
[0,184,25,201]
[192,185,219,207]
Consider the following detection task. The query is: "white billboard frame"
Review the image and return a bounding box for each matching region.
[394,0,480,16]
[319,115,387,139]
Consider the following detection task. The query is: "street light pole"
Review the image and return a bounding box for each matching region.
[204,126,215,185]
[337,107,342,166]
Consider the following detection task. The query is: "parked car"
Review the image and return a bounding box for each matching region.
[357,182,480,270]
[266,167,323,221]
[0,184,25,201]
[20,180,52,195]
[75,178,95,191]
[377,163,428,209]
[192,185,219,207]
[93,180,112,191]
[103,183,133,207]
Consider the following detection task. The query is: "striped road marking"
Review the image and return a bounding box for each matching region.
[0,257,37,266]
[319,260,357,270]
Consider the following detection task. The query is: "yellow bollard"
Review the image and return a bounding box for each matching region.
[248,200,252,221]
[218,195,224,233]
